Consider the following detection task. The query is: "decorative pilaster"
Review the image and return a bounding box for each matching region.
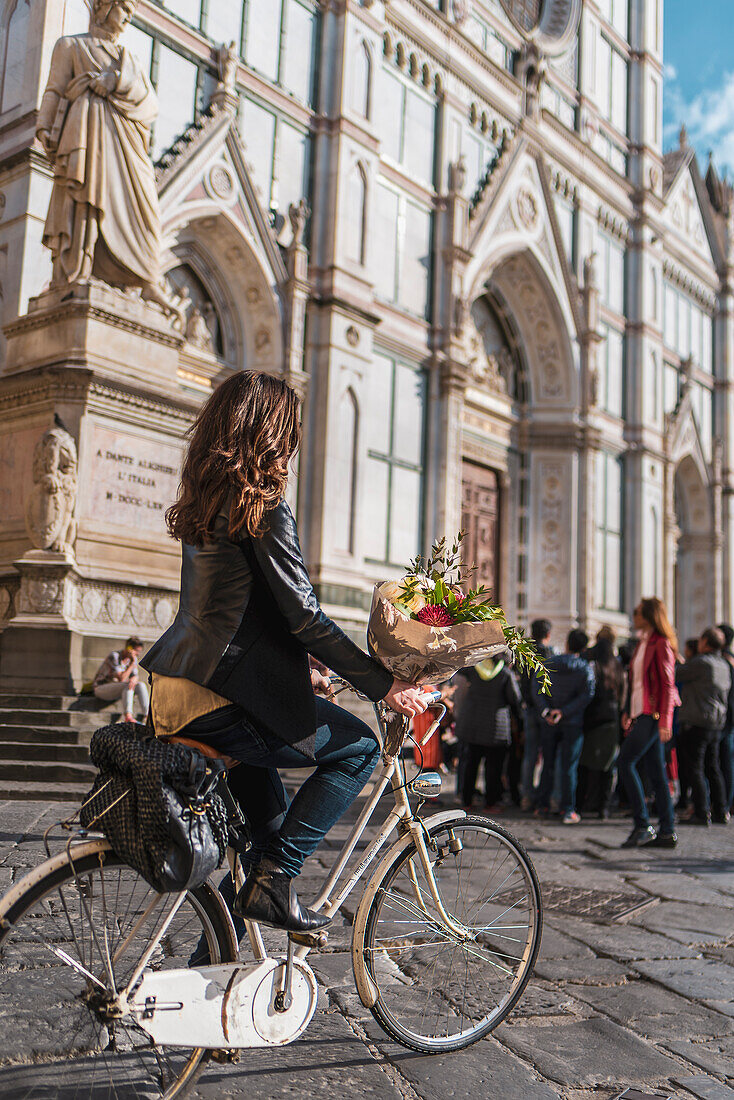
[282,200,311,400]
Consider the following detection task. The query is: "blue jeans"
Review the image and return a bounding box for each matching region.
[537,722,584,815]
[188,696,380,879]
[617,714,675,834]
[719,727,734,809]
[521,710,542,799]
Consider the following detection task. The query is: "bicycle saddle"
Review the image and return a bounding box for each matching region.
[161,734,238,770]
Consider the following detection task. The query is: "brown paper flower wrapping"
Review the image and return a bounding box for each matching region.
[367,585,507,684]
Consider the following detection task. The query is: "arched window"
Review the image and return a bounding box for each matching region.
[351,39,371,118]
[334,388,359,554]
[346,163,367,265]
[1,0,31,114]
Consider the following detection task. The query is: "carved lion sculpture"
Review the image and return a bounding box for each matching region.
[25,426,78,555]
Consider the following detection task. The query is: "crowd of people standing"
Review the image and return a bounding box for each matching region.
[428,597,734,849]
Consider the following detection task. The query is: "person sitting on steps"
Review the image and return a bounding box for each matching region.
[93,636,149,724]
[142,371,427,936]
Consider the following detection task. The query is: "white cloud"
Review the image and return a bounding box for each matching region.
[663,63,678,81]
[665,69,734,173]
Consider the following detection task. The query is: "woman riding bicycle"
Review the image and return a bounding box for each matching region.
[142,370,427,934]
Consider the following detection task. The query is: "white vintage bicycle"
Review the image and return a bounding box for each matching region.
[0,681,542,1098]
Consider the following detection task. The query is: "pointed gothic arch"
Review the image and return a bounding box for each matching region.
[351,38,372,119]
[160,206,284,375]
[345,161,368,266]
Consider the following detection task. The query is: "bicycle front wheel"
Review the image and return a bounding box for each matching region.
[0,838,237,1099]
[356,815,542,1052]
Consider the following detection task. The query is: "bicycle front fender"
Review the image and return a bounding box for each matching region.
[351,809,467,1009]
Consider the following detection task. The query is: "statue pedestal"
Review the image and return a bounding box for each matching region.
[0,551,81,693]
[3,281,184,397]
[0,283,198,694]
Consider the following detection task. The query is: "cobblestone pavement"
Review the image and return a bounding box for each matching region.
[1,792,732,1100]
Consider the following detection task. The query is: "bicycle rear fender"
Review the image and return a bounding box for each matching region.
[351,809,467,1009]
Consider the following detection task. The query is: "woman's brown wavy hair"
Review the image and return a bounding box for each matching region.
[638,596,679,655]
[166,371,301,546]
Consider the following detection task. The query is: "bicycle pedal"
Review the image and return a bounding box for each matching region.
[211,1048,240,1064]
[288,928,329,948]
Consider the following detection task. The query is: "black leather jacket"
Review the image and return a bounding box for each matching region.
[142,500,392,754]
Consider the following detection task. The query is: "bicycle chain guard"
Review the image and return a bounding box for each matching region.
[129,957,318,1048]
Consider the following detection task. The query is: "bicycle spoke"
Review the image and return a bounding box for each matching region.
[0,844,230,1099]
[361,820,541,1050]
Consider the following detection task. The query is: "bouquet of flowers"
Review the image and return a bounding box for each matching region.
[368,533,551,692]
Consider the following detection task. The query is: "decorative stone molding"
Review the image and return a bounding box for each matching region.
[383,29,444,95]
[597,207,629,243]
[469,130,517,224]
[468,102,506,144]
[516,185,540,231]
[205,163,237,203]
[550,168,577,202]
[662,259,717,310]
[5,282,184,351]
[71,579,177,632]
[155,105,231,192]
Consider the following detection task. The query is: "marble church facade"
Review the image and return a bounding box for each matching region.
[0,0,731,689]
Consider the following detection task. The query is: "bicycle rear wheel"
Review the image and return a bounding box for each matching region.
[0,838,237,1099]
[357,815,542,1052]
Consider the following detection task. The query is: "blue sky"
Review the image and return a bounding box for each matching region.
[663,0,734,174]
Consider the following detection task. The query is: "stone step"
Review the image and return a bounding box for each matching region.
[0,694,78,710]
[0,709,105,729]
[0,741,91,764]
[0,759,96,784]
[0,725,80,744]
[0,723,90,741]
[0,693,118,713]
[0,781,90,803]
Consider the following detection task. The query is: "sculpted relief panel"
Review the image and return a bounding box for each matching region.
[529,455,575,612]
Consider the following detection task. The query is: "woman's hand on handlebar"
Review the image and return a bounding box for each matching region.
[310,667,334,698]
[384,679,429,717]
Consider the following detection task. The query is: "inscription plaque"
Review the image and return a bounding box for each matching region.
[84,424,183,536]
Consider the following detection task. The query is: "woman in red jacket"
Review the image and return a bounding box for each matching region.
[618,597,681,849]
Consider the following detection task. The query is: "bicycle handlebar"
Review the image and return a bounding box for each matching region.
[327,677,442,709]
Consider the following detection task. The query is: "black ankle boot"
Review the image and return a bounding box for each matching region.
[233,865,331,932]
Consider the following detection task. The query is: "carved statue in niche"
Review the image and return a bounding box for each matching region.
[466,322,508,395]
[25,424,78,555]
[167,267,222,355]
[186,303,218,353]
[467,298,515,395]
[35,1,174,316]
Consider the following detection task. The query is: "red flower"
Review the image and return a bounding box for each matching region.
[416,604,454,627]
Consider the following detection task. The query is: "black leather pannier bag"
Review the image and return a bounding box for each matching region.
[80,722,228,893]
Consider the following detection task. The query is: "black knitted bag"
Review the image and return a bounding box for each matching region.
[80,722,228,893]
